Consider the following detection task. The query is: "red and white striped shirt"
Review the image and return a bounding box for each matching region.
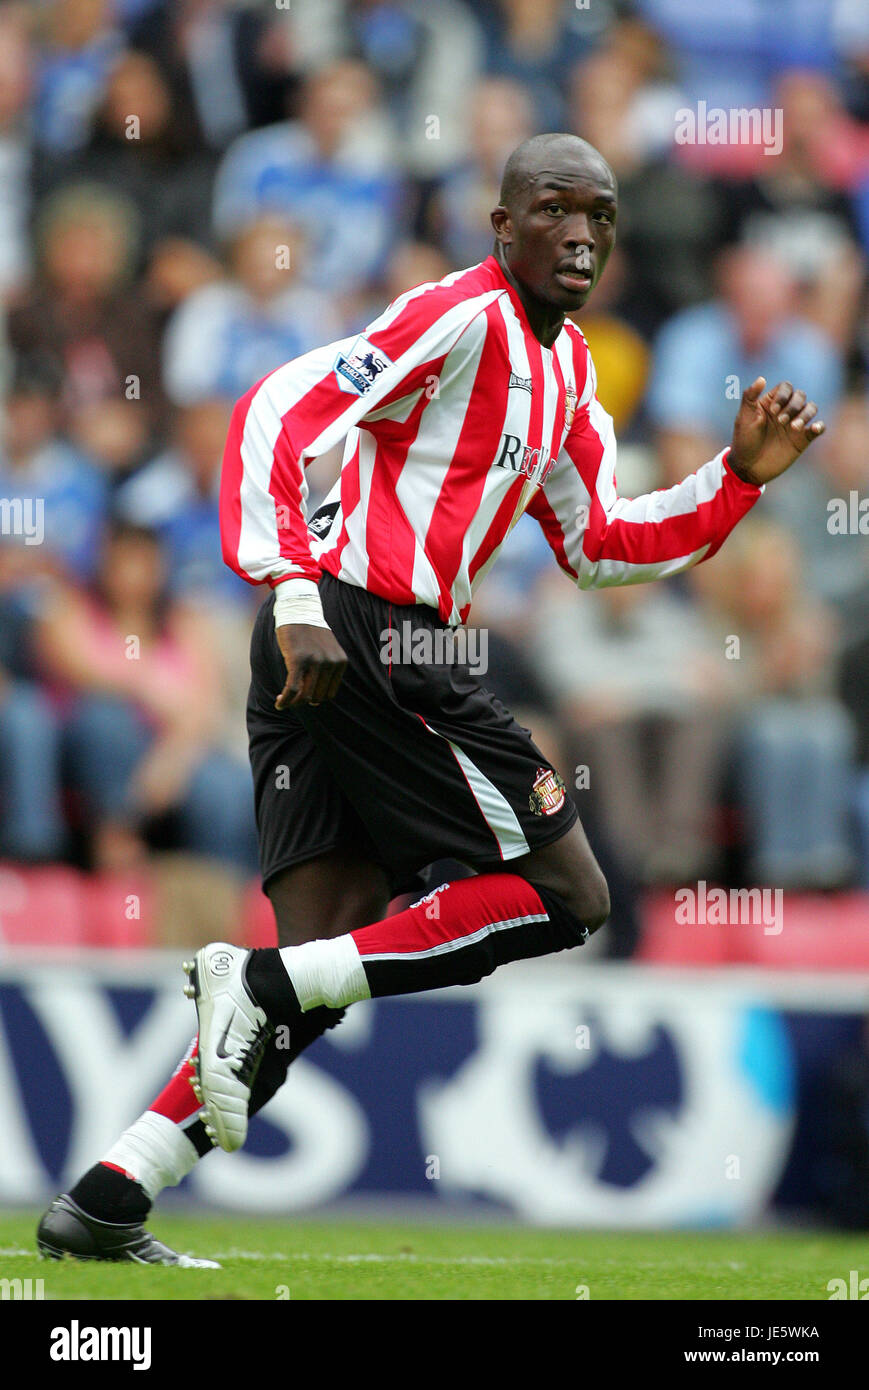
[220,255,762,625]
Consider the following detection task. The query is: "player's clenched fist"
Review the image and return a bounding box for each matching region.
[275,624,347,709]
[728,377,826,488]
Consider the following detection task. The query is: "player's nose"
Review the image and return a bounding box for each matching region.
[562,213,595,250]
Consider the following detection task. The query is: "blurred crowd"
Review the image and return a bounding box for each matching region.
[0,0,868,947]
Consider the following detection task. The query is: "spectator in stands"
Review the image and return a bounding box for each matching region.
[532,578,730,885]
[129,0,298,148]
[115,398,250,609]
[282,0,486,179]
[116,400,256,765]
[690,517,857,889]
[162,215,342,406]
[569,23,684,177]
[212,61,401,300]
[479,0,605,132]
[32,0,122,154]
[0,354,107,583]
[0,5,33,301]
[646,244,844,488]
[763,392,869,626]
[0,658,64,863]
[35,50,217,256]
[716,70,866,355]
[8,182,167,438]
[427,77,536,269]
[567,28,727,337]
[144,235,223,320]
[35,519,258,873]
[839,621,869,892]
[0,547,65,863]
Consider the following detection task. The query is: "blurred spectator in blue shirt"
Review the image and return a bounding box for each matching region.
[478,0,608,132]
[689,517,856,889]
[0,7,34,301]
[212,61,402,299]
[647,244,844,486]
[281,0,486,178]
[33,0,123,153]
[637,0,842,112]
[0,355,107,584]
[428,77,535,269]
[162,216,342,406]
[115,398,250,609]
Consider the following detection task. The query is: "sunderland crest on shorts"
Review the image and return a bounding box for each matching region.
[529,767,566,816]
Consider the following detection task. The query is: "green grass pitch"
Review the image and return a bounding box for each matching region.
[1,1212,866,1300]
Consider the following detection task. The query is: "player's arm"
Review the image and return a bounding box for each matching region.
[530,359,825,590]
[220,286,492,705]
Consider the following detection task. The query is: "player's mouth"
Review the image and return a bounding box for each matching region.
[555,261,593,293]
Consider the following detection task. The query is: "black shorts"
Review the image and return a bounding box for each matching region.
[247,571,578,894]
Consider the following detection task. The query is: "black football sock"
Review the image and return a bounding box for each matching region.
[69,1163,151,1224]
[245,947,303,1025]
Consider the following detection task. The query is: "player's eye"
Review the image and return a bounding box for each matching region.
[544,203,565,215]
[593,210,614,225]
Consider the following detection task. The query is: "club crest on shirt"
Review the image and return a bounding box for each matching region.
[529,767,566,817]
[564,385,578,429]
[334,336,393,395]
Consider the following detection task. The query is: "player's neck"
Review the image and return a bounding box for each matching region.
[494,249,565,349]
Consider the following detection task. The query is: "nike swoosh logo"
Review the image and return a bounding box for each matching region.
[215,1013,236,1059]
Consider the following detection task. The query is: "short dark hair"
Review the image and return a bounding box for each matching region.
[498,132,615,209]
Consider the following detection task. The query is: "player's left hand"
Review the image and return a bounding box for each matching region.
[728,377,825,487]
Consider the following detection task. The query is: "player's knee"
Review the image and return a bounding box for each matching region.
[271,885,388,946]
[564,870,611,937]
[331,886,389,935]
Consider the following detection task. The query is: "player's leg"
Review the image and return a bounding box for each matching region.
[225,850,389,1132]
[37,583,395,1262]
[37,852,389,1263]
[99,847,389,1178]
[190,827,608,1154]
[189,837,607,1152]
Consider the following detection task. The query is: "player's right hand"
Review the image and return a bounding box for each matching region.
[275,624,348,709]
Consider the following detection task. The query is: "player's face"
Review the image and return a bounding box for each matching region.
[493,161,617,312]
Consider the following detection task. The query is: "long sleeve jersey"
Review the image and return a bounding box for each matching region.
[220,255,762,626]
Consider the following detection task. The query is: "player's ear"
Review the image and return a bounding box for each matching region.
[491,205,511,244]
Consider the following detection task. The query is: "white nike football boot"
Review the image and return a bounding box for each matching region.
[183,943,273,1153]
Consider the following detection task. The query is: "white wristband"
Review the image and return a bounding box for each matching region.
[273,578,330,630]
